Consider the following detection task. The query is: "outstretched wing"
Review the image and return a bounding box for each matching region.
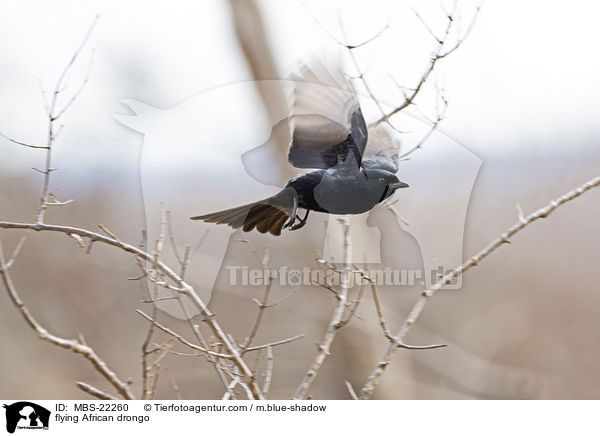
[287,55,367,170]
[362,123,402,173]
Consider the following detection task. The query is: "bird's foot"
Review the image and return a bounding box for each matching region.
[289,218,307,231]
[283,211,297,230]
[283,216,295,229]
[286,210,310,231]
[283,190,299,230]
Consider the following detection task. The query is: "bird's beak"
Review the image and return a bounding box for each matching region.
[390,181,409,189]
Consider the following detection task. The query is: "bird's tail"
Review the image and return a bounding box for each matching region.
[191,192,294,236]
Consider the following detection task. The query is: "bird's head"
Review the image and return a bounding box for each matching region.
[367,169,409,190]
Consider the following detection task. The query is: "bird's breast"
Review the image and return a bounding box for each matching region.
[313,173,385,214]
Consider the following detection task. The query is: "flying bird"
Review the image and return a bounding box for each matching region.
[191,57,408,235]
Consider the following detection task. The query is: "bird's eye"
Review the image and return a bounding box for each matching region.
[378,177,386,183]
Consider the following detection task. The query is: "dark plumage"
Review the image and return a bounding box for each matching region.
[191,56,408,235]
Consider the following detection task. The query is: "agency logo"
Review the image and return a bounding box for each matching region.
[3,402,50,434]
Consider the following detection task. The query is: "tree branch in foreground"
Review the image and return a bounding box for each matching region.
[75,382,119,400]
[0,221,266,399]
[0,238,135,399]
[293,217,352,400]
[358,174,600,399]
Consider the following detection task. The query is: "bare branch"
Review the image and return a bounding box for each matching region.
[245,334,305,352]
[153,203,167,267]
[343,20,390,49]
[293,217,352,399]
[241,247,273,352]
[252,287,297,309]
[411,6,443,44]
[46,199,74,206]
[221,379,239,400]
[0,234,28,272]
[0,11,269,401]
[141,281,159,400]
[369,281,394,341]
[49,14,99,121]
[136,310,234,360]
[337,282,366,328]
[149,363,161,400]
[0,220,264,398]
[395,80,448,160]
[176,246,191,283]
[68,233,86,248]
[262,346,274,397]
[359,174,600,399]
[0,131,49,150]
[166,210,182,265]
[38,79,50,116]
[303,3,390,50]
[141,296,178,303]
[75,382,118,400]
[345,380,359,400]
[52,48,95,120]
[37,15,99,224]
[0,238,135,399]
[337,16,405,135]
[374,2,481,126]
[172,290,231,391]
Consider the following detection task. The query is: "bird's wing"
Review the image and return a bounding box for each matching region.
[287,55,367,170]
[362,123,401,173]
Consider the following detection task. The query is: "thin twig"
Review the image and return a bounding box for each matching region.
[149,364,162,400]
[75,382,118,400]
[0,132,48,150]
[36,15,99,224]
[241,247,273,352]
[136,310,234,359]
[170,236,231,391]
[0,239,135,400]
[359,174,600,399]
[337,282,366,328]
[0,234,28,272]
[0,220,265,399]
[141,283,159,400]
[52,49,96,120]
[337,16,405,135]
[374,2,481,126]
[262,346,274,397]
[221,379,239,400]
[245,334,305,352]
[293,217,352,399]
[166,210,182,265]
[345,380,359,400]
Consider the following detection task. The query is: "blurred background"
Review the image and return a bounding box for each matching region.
[1,0,600,399]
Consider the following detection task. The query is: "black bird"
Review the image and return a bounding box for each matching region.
[191,57,409,235]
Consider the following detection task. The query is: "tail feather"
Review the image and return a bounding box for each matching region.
[199,204,253,223]
[191,196,291,236]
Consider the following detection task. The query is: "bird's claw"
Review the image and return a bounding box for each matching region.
[284,209,309,231]
[283,190,299,230]
[289,216,308,230]
[283,211,297,229]
[283,217,295,229]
